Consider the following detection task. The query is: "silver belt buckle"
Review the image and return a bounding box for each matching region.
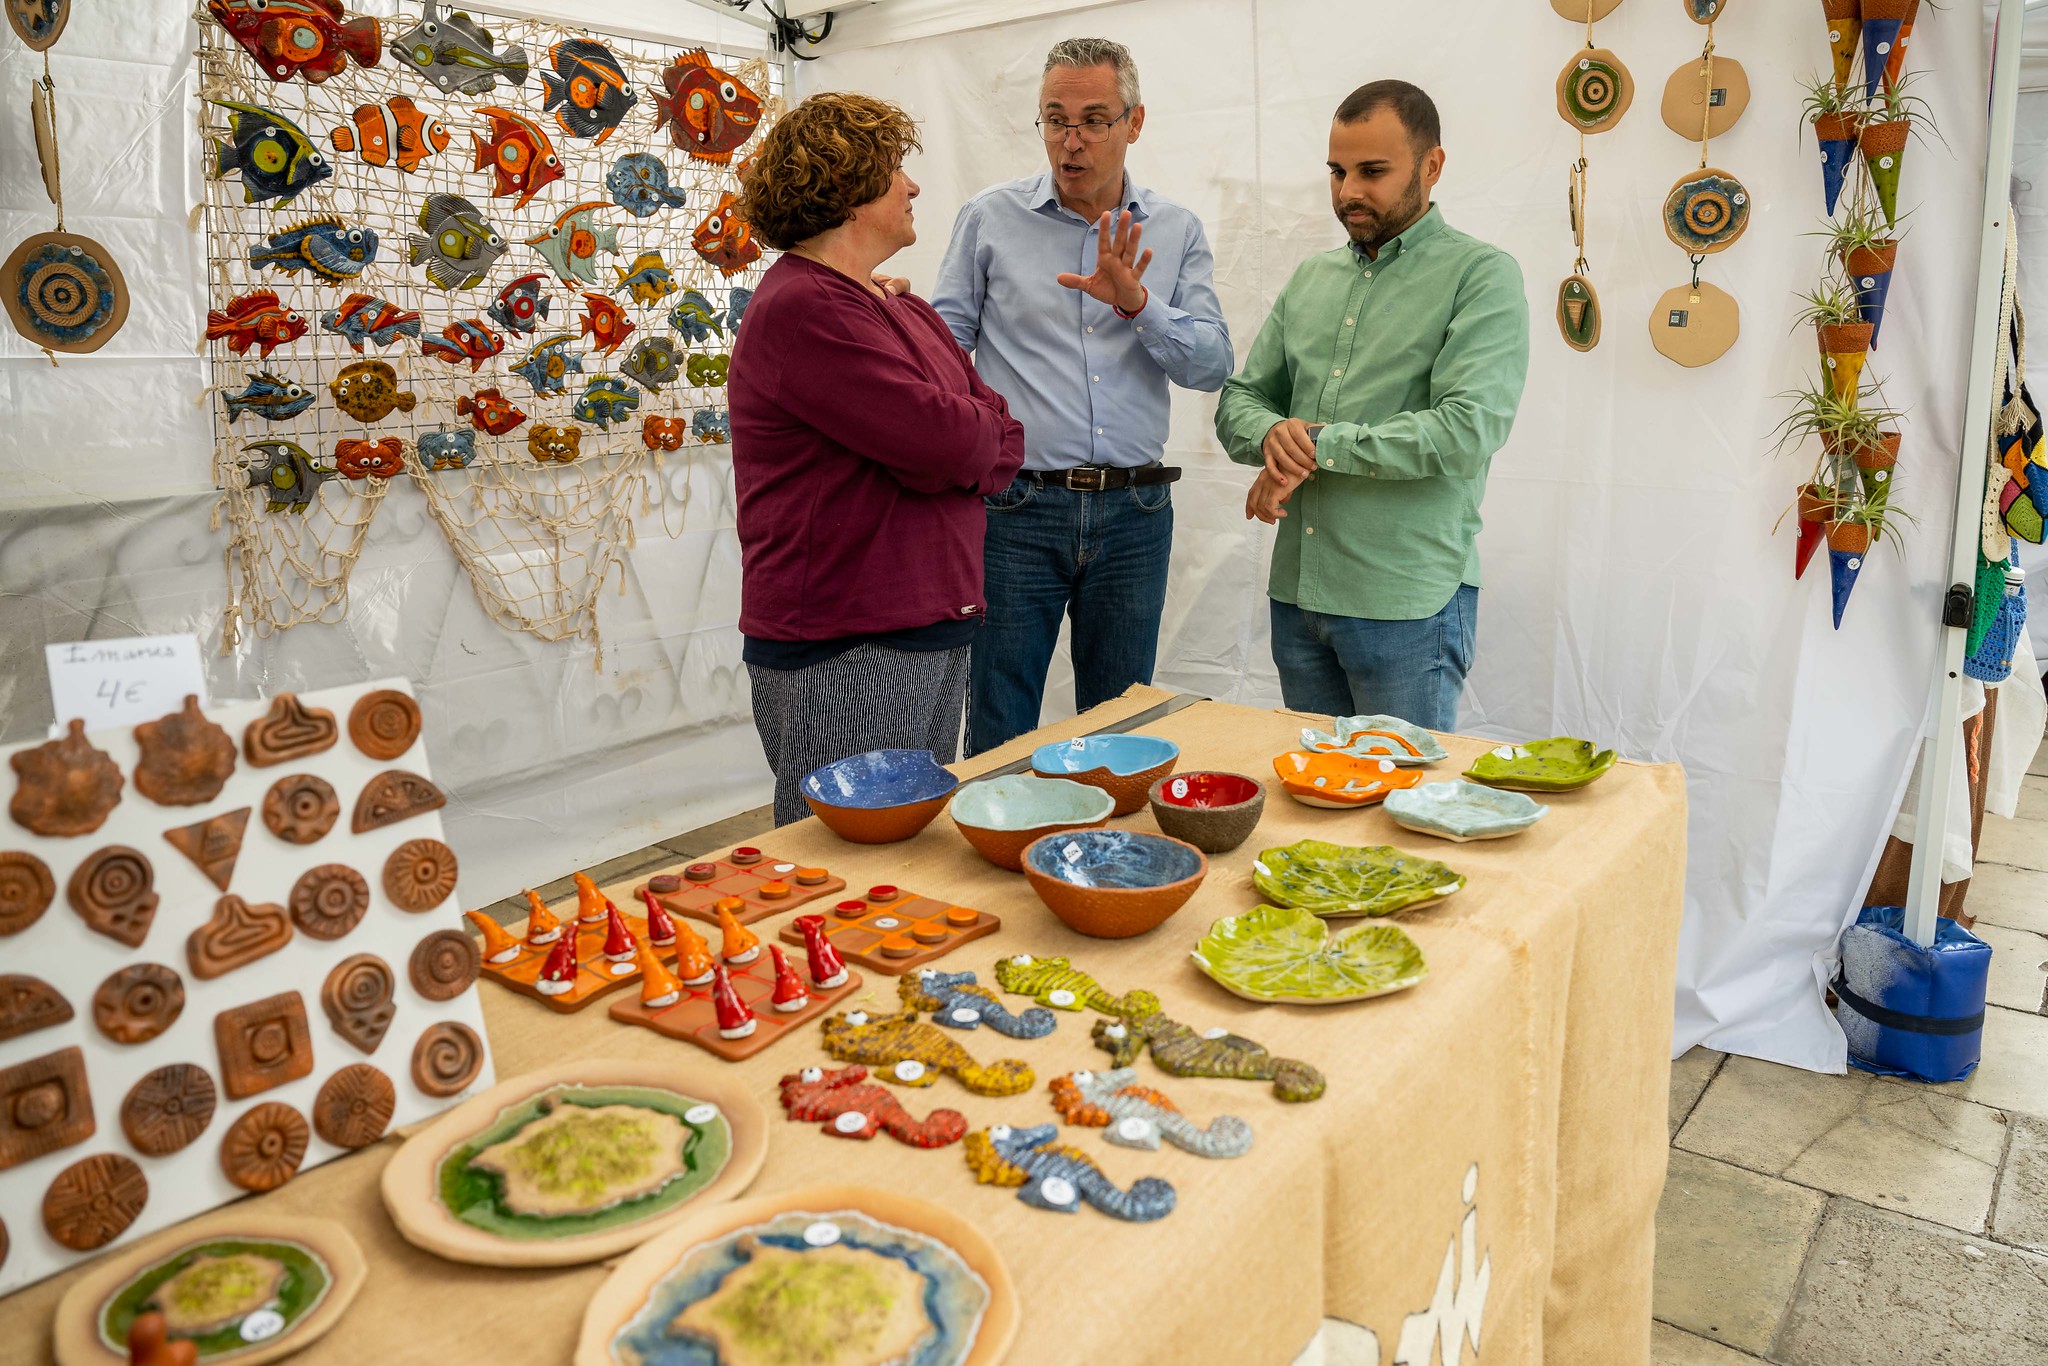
[1068,466,1109,492]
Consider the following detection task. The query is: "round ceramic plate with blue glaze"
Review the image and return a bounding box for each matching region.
[1384,781,1549,842]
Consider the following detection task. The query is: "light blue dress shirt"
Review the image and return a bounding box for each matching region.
[931,171,1232,471]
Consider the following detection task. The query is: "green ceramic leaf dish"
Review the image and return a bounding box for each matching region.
[1192,904,1428,1003]
[1251,839,1466,917]
[1461,737,1618,792]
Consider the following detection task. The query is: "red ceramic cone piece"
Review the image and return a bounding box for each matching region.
[1796,519,1826,579]
[640,888,676,946]
[711,964,756,1038]
[795,913,848,988]
[603,905,637,961]
[536,934,578,996]
[770,945,809,1012]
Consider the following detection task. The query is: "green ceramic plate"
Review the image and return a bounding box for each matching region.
[1462,737,1617,792]
[1251,839,1466,917]
[1192,904,1428,1003]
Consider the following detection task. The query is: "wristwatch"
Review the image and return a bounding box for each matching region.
[1304,424,1326,445]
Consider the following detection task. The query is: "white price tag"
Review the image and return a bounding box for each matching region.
[44,635,207,735]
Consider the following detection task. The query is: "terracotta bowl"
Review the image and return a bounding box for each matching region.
[1020,828,1208,939]
[1030,734,1180,816]
[800,749,958,844]
[1147,771,1266,854]
[950,773,1117,871]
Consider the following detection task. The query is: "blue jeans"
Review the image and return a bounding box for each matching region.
[967,475,1174,756]
[1269,586,1478,732]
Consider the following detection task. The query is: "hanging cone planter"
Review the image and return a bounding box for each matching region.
[1822,0,1862,94]
[1814,111,1862,216]
[1826,520,1872,628]
[1860,0,1919,96]
[1858,118,1909,227]
[1796,484,1835,580]
[1818,321,1875,402]
[1853,430,1900,498]
[1841,241,1899,344]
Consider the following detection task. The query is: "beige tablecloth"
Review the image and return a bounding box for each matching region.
[0,688,1685,1364]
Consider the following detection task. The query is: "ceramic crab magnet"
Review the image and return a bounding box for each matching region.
[528,201,619,286]
[389,2,528,94]
[335,436,404,478]
[527,424,582,464]
[239,439,335,514]
[8,0,69,50]
[653,49,762,164]
[691,408,731,443]
[207,0,382,85]
[418,429,478,470]
[409,194,505,290]
[3,231,129,354]
[642,415,686,451]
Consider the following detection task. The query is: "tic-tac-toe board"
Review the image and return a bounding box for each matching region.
[478,911,654,1014]
[776,886,1000,977]
[608,961,865,1062]
[634,848,846,928]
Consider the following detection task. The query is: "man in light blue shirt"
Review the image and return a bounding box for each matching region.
[933,36,1231,755]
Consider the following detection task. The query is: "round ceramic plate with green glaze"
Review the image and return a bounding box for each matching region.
[1251,839,1466,917]
[1192,905,1428,1004]
[1461,738,1617,792]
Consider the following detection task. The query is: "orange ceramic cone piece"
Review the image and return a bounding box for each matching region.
[465,909,522,964]
[795,913,849,988]
[636,941,683,1008]
[535,934,578,996]
[523,889,563,946]
[769,945,809,1012]
[712,964,757,1038]
[603,906,637,962]
[673,917,716,985]
[717,900,760,964]
[574,871,606,923]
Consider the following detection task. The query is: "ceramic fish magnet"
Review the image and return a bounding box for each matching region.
[692,192,760,277]
[622,336,682,390]
[526,424,582,464]
[691,408,730,443]
[685,352,730,388]
[511,333,582,395]
[418,428,478,470]
[8,230,133,355]
[604,153,687,218]
[489,272,552,334]
[211,101,331,207]
[421,317,504,371]
[540,38,636,145]
[410,193,505,290]
[329,96,449,174]
[250,217,377,281]
[389,2,528,95]
[320,293,420,352]
[580,293,635,356]
[573,376,640,431]
[667,289,724,343]
[334,436,404,478]
[329,359,417,423]
[726,286,753,332]
[455,387,525,436]
[528,201,619,286]
[208,0,381,84]
[653,50,761,164]
[610,255,674,308]
[473,106,563,212]
[642,414,686,451]
[240,439,334,513]
[205,290,307,358]
[225,370,317,424]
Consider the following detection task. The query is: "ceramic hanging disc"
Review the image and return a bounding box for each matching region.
[30,79,58,205]
[2,230,129,354]
[1660,53,1750,139]
[1662,166,1750,254]
[1558,274,1602,352]
[1549,0,1627,19]
[1685,0,1728,24]
[6,0,69,51]
[1556,48,1635,134]
[1649,280,1739,367]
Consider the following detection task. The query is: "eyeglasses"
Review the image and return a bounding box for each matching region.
[1034,108,1132,143]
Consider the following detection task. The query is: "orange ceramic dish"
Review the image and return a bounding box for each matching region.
[1271,751,1425,809]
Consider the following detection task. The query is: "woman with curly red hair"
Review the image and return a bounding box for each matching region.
[729,92,1027,825]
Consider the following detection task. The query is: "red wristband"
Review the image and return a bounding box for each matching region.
[1112,286,1148,321]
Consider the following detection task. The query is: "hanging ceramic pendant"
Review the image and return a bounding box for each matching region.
[1649,280,1739,367]
[1859,118,1907,228]
[1684,0,1727,22]
[1549,0,1626,17]
[1821,1,1860,93]
[1555,48,1634,134]
[1860,0,1919,98]
[1659,54,1749,139]
[7,0,68,50]
[1814,111,1861,216]
[1662,168,1750,254]
[3,231,129,354]
[30,76,58,206]
[1557,275,1601,352]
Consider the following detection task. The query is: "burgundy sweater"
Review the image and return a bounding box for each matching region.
[728,255,1027,641]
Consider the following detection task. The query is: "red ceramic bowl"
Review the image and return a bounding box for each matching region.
[1147,771,1266,854]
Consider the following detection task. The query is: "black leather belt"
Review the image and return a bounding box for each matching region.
[1027,464,1181,492]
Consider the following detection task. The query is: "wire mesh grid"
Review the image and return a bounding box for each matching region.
[195,1,782,656]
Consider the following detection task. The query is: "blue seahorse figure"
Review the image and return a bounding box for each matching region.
[899,968,1057,1039]
[963,1123,1176,1221]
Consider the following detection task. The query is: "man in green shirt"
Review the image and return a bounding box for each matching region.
[1215,81,1529,730]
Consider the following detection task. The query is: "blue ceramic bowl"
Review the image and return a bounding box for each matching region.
[1020,828,1208,938]
[799,749,959,843]
[1030,735,1181,816]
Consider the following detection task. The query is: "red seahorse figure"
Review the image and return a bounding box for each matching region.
[777,1064,968,1149]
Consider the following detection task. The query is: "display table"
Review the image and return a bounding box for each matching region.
[0,688,1685,1365]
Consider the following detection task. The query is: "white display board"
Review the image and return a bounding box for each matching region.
[0,678,493,1297]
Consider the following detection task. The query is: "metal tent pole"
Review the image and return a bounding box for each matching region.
[1900,0,2029,947]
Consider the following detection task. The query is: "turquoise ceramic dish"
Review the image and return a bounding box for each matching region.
[1298,714,1449,766]
[1192,904,1428,1004]
[1462,738,1617,792]
[1383,781,1549,842]
[1251,839,1466,918]
[950,774,1116,871]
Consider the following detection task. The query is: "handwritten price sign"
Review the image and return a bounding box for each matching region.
[44,635,208,734]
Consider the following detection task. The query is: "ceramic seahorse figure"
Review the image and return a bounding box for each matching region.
[899,968,1057,1039]
[1049,1067,1255,1158]
[964,1122,1176,1221]
[992,953,1133,1014]
[819,1009,1035,1097]
[1094,990,1326,1103]
[777,1064,968,1148]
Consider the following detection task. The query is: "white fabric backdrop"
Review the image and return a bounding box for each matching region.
[801,0,1994,1071]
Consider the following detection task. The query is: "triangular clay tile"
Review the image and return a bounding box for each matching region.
[162,807,252,892]
[352,770,446,834]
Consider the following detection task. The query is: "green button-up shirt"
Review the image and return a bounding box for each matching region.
[1215,205,1530,620]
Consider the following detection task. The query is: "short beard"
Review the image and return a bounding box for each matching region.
[1338,163,1427,251]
